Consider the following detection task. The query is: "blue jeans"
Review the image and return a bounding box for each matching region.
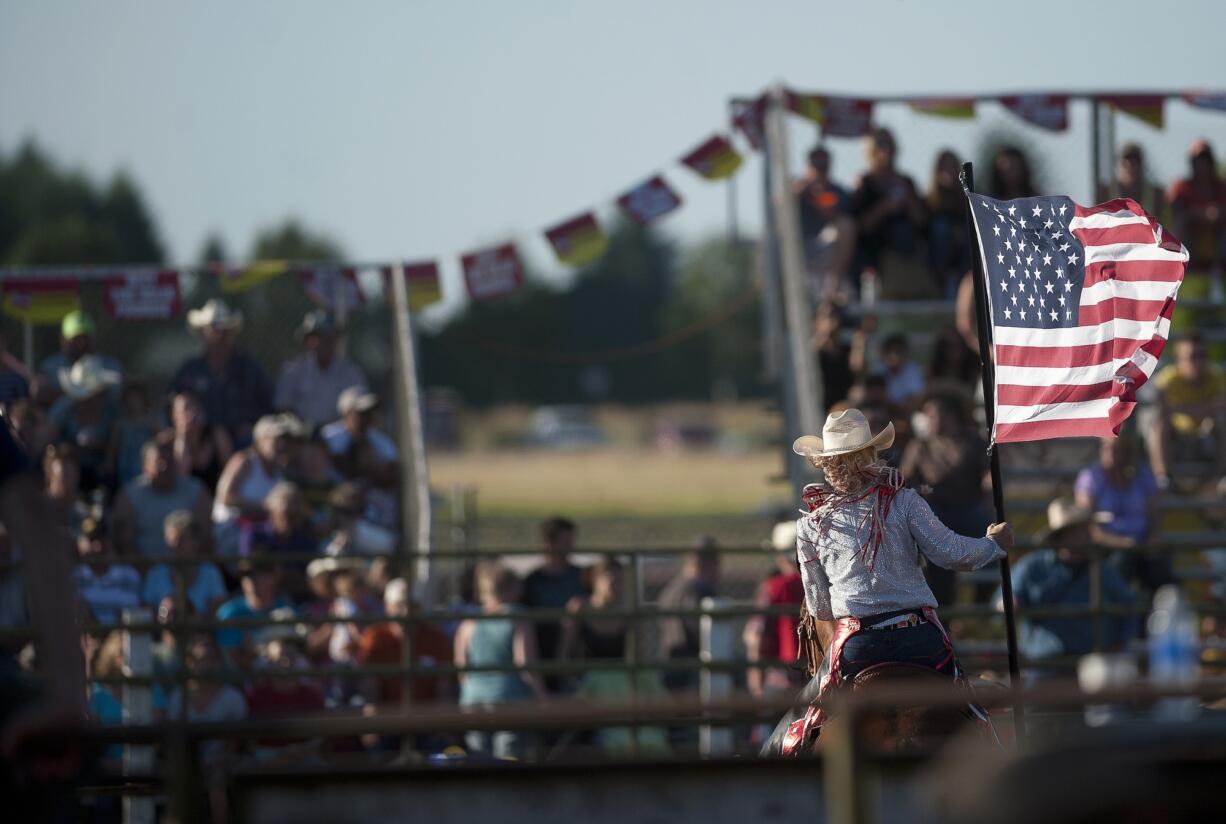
[838,621,953,681]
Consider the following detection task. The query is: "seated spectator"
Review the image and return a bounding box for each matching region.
[73,516,142,626]
[899,387,989,604]
[85,631,126,769]
[850,128,931,299]
[151,596,181,708]
[988,145,1037,200]
[38,310,122,389]
[1147,331,1226,488]
[1075,434,1165,592]
[7,397,54,459]
[172,299,271,445]
[169,390,233,492]
[811,302,868,413]
[43,443,88,534]
[521,516,586,692]
[1098,142,1164,216]
[877,333,925,411]
[742,522,806,701]
[795,144,855,302]
[1168,139,1226,280]
[112,433,211,559]
[302,557,380,685]
[143,510,228,616]
[454,561,545,759]
[321,387,398,526]
[245,617,327,764]
[242,481,319,558]
[213,414,297,548]
[0,329,29,407]
[275,311,368,429]
[215,560,295,668]
[321,482,396,556]
[925,149,972,298]
[106,379,161,488]
[48,354,121,491]
[356,577,454,708]
[288,436,342,516]
[927,326,980,390]
[657,539,721,692]
[1001,498,1137,664]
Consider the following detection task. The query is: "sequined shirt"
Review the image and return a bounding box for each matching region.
[796,487,1003,620]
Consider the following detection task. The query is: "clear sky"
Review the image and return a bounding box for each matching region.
[3,0,1225,316]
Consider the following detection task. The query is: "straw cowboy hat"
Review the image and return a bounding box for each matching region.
[1037,497,1101,543]
[187,298,243,332]
[58,355,121,401]
[792,408,895,459]
[306,556,367,582]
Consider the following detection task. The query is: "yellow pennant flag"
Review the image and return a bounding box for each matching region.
[680,135,743,180]
[545,212,608,267]
[908,97,976,119]
[221,260,289,293]
[786,90,825,124]
[1100,94,1165,128]
[404,262,442,311]
[2,279,81,325]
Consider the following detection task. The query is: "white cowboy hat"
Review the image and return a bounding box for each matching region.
[57,355,121,401]
[337,385,378,415]
[1037,497,1102,543]
[186,298,243,331]
[792,408,895,459]
[306,556,367,582]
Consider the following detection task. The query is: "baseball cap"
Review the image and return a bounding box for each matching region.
[61,310,96,340]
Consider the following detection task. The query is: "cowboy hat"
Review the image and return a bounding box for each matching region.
[58,355,121,401]
[186,299,243,331]
[306,556,367,582]
[792,408,895,459]
[296,309,341,340]
[337,385,378,415]
[1037,497,1099,543]
[252,607,308,649]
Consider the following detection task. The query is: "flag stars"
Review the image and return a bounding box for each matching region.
[1058,204,1068,216]
[997,213,1006,223]
[1019,218,1028,229]
[1008,267,1017,278]
[1066,309,1073,319]
[1026,255,1034,266]
[1028,295,1036,306]
[1060,242,1070,252]
[1011,294,1018,305]
[1008,205,1017,216]
[1044,281,1054,293]
[1050,309,1059,321]
[1056,267,1065,278]
[1044,219,1054,229]
[1032,205,1043,217]
[993,225,1001,236]
[1043,254,1052,266]
[1000,280,1008,291]
[1004,308,1013,320]
[1010,226,1017,237]
[1005,239,1013,250]
[1040,296,1046,308]
[1059,294,1066,305]
[1020,308,1027,320]
[997,253,1006,264]
[1052,230,1063,240]
[1064,280,1074,292]
[1068,252,1079,264]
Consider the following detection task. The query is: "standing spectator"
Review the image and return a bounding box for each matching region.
[927,326,980,391]
[1168,139,1226,285]
[743,522,806,701]
[850,128,930,299]
[925,149,972,298]
[106,379,161,488]
[275,311,368,430]
[795,144,855,302]
[169,390,234,492]
[1098,142,1165,216]
[38,310,121,387]
[73,516,142,625]
[48,354,121,492]
[321,387,398,526]
[42,444,88,534]
[811,302,868,413]
[454,561,545,758]
[356,577,454,707]
[112,434,211,560]
[877,333,925,411]
[521,516,586,691]
[1147,331,1226,488]
[988,145,1037,201]
[212,414,296,549]
[215,560,295,668]
[1075,434,1165,592]
[172,299,271,445]
[0,330,29,407]
[657,540,721,692]
[142,510,228,617]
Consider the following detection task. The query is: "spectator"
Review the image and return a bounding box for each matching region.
[106,379,160,488]
[1075,434,1166,592]
[926,149,972,298]
[241,481,319,561]
[899,387,990,604]
[169,390,233,492]
[288,436,341,516]
[743,521,806,702]
[454,561,545,758]
[151,596,181,707]
[1001,498,1137,663]
[850,128,931,299]
[1098,142,1164,216]
[988,145,1037,200]
[811,302,868,413]
[142,510,228,616]
[521,516,586,691]
[356,577,454,708]
[657,539,721,691]
[73,516,141,625]
[213,413,297,546]
[304,557,379,676]
[795,144,855,302]
[321,386,398,526]
[927,326,980,390]
[38,310,121,387]
[877,333,925,411]
[172,299,271,445]
[85,631,126,769]
[0,330,29,407]
[42,443,88,534]
[244,617,327,764]
[215,560,295,668]
[1147,331,1226,488]
[112,433,211,559]
[7,397,53,460]
[275,311,368,429]
[48,354,120,491]
[1168,139,1226,281]
[321,482,396,557]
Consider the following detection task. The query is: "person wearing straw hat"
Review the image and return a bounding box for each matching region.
[998,497,1137,665]
[274,310,368,429]
[47,354,122,491]
[763,408,1014,756]
[172,298,271,445]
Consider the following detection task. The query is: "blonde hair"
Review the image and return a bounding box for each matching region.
[812,446,886,494]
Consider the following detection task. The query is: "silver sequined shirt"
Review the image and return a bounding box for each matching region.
[796,487,1004,620]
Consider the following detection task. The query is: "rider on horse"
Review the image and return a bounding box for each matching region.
[764,408,1014,755]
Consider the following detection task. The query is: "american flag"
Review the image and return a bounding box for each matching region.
[968,192,1189,442]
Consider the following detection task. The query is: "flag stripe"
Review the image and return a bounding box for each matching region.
[1080,278,1181,305]
[1083,242,1189,266]
[996,355,1158,387]
[997,381,1117,407]
[1078,297,1173,326]
[993,315,1171,347]
[995,336,1166,369]
[996,398,1115,425]
[994,416,1122,443]
[1084,259,1185,286]
[1073,225,1158,246]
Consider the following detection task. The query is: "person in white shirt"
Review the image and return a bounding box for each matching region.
[321,387,399,527]
[274,311,368,429]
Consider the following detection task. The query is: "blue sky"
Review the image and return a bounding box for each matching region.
[3,0,1224,316]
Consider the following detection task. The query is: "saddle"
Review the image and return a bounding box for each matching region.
[847,662,973,750]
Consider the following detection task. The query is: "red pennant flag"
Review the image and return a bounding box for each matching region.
[1183,91,1226,112]
[461,244,524,301]
[1098,94,1165,128]
[731,95,768,150]
[1000,94,1070,132]
[103,270,182,320]
[784,91,874,137]
[298,267,363,311]
[544,212,608,267]
[2,278,82,325]
[380,262,443,311]
[681,135,743,180]
[617,176,682,224]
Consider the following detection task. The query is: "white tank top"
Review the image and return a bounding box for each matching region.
[212,454,282,523]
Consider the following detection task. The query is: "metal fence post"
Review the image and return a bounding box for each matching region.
[699,596,734,756]
[121,607,154,824]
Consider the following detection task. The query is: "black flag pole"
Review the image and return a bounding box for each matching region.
[961,162,1025,740]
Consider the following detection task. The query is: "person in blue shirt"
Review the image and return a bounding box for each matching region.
[1001,497,1138,665]
[215,560,294,668]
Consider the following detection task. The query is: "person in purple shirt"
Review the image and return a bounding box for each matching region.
[1074,433,1165,592]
